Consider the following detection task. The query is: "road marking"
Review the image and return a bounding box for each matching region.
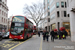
[5,41,21,43]
[9,38,31,50]
[39,37,43,50]
[0,40,21,48]
[0,43,14,48]
[3,44,14,48]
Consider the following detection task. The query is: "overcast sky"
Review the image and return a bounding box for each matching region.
[7,0,43,18]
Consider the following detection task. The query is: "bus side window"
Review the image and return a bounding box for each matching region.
[26,19,29,24]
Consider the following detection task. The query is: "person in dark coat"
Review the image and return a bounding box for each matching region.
[62,30,68,39]
[42,30,46,41]
[38,31,40,37]
[50,30,55,42]
[46,31,49,42]
[42,30,49,42]
[54,31,58,39]
[57,30,63,40]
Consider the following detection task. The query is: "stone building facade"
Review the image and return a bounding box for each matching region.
[44,0,70,35]
[0,0,8,32]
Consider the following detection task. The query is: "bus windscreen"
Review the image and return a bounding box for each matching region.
[11,27,24,35]
[10,16,25,35]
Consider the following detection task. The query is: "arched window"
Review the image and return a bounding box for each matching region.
[2,11,3,15]
[6,19,7,23]
[2,17,3,22]
[4,18,5,23]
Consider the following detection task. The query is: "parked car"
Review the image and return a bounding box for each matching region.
[2,32,9,38]
[0,32,3,41]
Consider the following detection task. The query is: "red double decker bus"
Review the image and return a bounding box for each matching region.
[33,25,36,35]
[9,15,33,40]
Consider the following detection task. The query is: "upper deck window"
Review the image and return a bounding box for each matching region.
[12,16,25,23]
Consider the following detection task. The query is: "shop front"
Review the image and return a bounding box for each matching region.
[63,22,70,36]
[52,24,56,30]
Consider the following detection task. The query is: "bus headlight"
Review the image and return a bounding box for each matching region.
[9,36,12,38]
[20,37,23,39]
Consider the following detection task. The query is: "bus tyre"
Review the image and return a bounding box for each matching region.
[26,36,28,39]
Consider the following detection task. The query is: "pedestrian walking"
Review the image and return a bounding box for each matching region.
[50,30,55,42]
[42,30,46,41]
[54,29,58,39]
[38,31,40,37]
[62,30,68,39]
[45,31,49,42]
[57,30,63,40]
[42,30,49,42]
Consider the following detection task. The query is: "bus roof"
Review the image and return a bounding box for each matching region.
[12,15,26,18]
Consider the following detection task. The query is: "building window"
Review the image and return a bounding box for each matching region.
[5,14,7,17]
[48,18,50,22]
[56,2,59,8]
[4,18,5,23]
[4,12,5,16]
[6,19,7,23]
[6,14,8,17]
[64,11,66,17]
[65,2,67,8]
[47,0,49,4]
[67,14,70,17]
[3,12,4,16]
[48,12,50,16]
[57,11,59,17]
[48,6,49,10]
[2,17,3,22]
[2,11,3,15]
[61,2,64,7]
[63,22,70,35]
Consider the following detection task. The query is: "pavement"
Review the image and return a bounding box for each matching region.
[12,35,75,50]
[42,36,75,50]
